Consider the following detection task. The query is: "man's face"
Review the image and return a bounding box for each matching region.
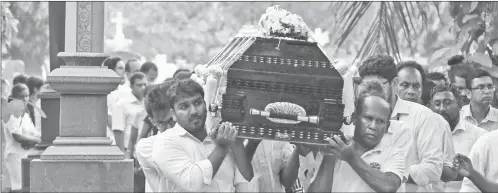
[170,93,207,133]
[430,91,460,126]
[361,75,393,103]
[115,61,126,78]
[131,78,148,99]
[395,68,422,103]
[452,76,470,105]
[354,97,390,149]
[146,69,158,84]
[469,76,495,106]
[127,61,142,77]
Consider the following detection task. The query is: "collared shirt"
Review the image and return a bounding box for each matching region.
[391,96,448,192]
[151,123,257,192]
[328,131,407,192]
[248,140,294,192]
[107,82,132,145]
[4,113,41,157]
[297,151,323,192]
[112,92,145,148]
[136,135,161,192]
[461,104,498,132]
[431,114,456,192]
[460,130,498,192]
[444,120,488,192]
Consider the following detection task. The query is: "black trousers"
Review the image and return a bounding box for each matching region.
[134,158,146,193]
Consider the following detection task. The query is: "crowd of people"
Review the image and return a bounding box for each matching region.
[2,53,498,193]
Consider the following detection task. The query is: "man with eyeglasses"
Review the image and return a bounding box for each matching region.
[461,69,498,132]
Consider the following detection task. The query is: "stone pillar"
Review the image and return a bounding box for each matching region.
[29,2,134,191]
[21,86,61,192]
[30,53,133,192]
[49,2,66,72]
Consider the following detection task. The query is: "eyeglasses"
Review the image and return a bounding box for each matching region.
[471,84,495,91]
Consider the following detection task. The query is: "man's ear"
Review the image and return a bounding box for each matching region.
[465,89,472,100]
[385,120,391,133]
[170,108,177,121]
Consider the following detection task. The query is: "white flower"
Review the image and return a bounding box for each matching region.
[208,65,224,79]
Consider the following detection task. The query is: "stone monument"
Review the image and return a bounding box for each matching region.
[29,53,133,192]
[105,11,132,52]
[29,2,133,192]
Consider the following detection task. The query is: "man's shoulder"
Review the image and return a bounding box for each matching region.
[462,121,488,135]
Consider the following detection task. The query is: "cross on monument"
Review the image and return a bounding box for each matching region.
[105,11,132,51]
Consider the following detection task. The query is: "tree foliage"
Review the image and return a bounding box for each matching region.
[1,2,19,56]
[6,2,49,76]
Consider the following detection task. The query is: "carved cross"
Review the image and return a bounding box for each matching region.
[111,12,127,39]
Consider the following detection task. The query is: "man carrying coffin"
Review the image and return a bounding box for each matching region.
[307,95,406,192]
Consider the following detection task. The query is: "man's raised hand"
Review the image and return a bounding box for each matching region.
[212,122,238,149]
[453,153,474,177]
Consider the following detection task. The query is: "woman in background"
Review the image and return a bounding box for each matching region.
[4,83,41,192]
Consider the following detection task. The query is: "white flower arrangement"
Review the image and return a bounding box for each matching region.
[258,5,310,40]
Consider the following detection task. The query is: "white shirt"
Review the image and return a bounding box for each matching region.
[391,96,448,192]
[249,140,294,192]
[444,120,488,192]
[107,82,131,145]
[328,130,407,192]
[4,113,41,157]
[151,123,257,192]
[460,130,498,192]
[461,104,498,132]
[431,114,456,192]
[136,135,161,192]
[112,92,145,148]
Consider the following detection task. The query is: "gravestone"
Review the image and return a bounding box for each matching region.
[29,53,133,192]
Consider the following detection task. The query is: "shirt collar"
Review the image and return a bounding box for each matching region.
[452,120,467,133]
[462,104,498,122]
[169,123,212,142]
[391,95,411,119]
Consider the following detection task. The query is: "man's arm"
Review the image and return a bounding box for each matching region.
[112,103,126,152]
[244,139,261,161]
[230,141,254,181]
[347,148,404,193]
[407,115,444,186]
[307,155,336,193]
[152,136,229,192]
[466,168,498,193]
[279,143,301,188]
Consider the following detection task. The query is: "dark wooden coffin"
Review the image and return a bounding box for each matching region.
[214,37,345,145]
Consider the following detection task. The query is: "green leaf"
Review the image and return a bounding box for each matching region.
[468,52,493,67]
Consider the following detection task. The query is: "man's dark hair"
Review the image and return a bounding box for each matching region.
[173,69,192,80]
[13,74,29,85]
[430,83,461,105]
[129,72,147,86]
[358,55,397,82]
[145,78,178,117]
[166,78,205,108]
[466,69,492,89]
[448,64,474,85]
[102,57,122,71]
[447,55,465,66]
[125,59,139,72]
[422,80,436,106]
[9,83,28,102]
[26,76,44,96]
[140,62,158,74]
[397,61,426,83]
[426,72,447,83]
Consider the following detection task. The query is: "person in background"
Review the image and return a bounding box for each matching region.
[429,83,488,191]
[151,79,257,192]
[4,84,41,192]
[12,74,29,85]
[448,55,474,105]
[1,78,11,122]
[426,72,447,85]
[135,79,178,192]
[357,55,448,192]
[459,130,498,192]
[421,80,436,107]
[140,62,159,84]
[395,61,425,104]
[26,76,44,129]
[173,69,192,80]
[112,72,148,154]
[461,69,498,132]
[103,56,126,145]
[125,59,143,83]
[308,96,405,192]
